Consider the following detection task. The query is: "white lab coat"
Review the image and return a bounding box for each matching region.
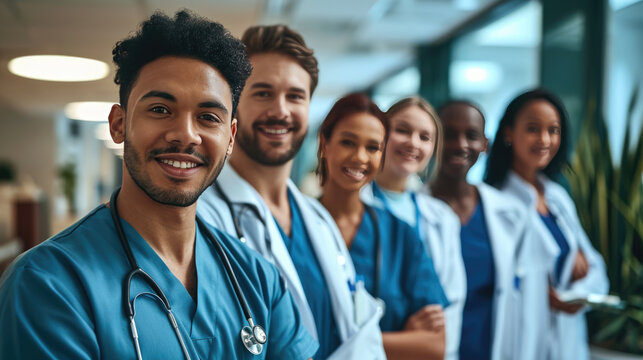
[361,182,466,360]
[197,164,386,360]
[472,182,529,360]
[501,172,609,360]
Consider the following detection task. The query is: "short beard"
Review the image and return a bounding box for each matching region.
[235,116,307,166]
[123,138,225,207]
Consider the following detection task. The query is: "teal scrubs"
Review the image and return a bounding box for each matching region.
[349,205,449,331]
[274,190,341,360]
[0,205,318,359]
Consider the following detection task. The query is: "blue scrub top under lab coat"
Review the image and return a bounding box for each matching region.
[460,200,495,360]
[349,205,448,332]
[274,190,341,360]
[0,205,318,360]
[539,212,570,284]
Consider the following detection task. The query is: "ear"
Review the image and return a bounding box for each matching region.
[482,136,489,153]
[108,104,125,144]
[227,118,237,157]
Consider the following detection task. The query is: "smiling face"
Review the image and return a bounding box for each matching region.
[322,112,386,193]
[108,56,236,207]
[234,52,311,166]
[505,99,561,176]
[384,105,437,178]
[438,103,487,180]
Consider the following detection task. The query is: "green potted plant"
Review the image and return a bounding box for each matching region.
[565,88,643,354]
[57,163,77,215]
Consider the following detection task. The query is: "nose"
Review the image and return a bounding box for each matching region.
[539,130,551,146]
[265,95,289,120]
[165,112,202,147]
[410,132,422,148]
[353,145,369,163]
[454,133,468,150]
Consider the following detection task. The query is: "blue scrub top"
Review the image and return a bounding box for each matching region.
[349,205,448,332]
[540,212,569,284]
[0,205,317,360]
[459,200,495,360]
[274,190,341,360]
[371,181,419,230]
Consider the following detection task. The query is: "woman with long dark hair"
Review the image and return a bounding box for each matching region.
[318,93,448,359]
[484,89,608,360]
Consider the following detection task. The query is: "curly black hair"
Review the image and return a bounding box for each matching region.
[112,10,252,115]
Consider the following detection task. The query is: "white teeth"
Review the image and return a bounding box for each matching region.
[160,159,197,169]
[345,168,365,178]
[263,128,288,135]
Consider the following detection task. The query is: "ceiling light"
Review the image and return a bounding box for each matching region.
[8,55,109,82]
[450,61,502,93]
[64,101,113,122]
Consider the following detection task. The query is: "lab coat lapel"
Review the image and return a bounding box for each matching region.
[540,177,578,289]
[287,180,357,341]
[415,195,446,270]
[505,173,561,267]
[477,183,517,295]
[217,166,318,340]
[476,183,524,360]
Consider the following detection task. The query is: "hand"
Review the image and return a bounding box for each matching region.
[548,286,583,314]
[403,305,444,332]
[571,250,589,282]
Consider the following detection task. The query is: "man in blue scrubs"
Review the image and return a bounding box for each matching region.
[198,26,386,359]
[0,11,317,359]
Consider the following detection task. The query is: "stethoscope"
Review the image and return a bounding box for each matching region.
[213,181,266,246]
[109,188,267,358]
[214,180,351,272]
[363,204,382,300]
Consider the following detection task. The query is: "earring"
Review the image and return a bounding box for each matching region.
[504,140,512,147]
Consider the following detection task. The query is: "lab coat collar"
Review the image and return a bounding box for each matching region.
[215,164,270,221]
[503,171,572,285]
[476,182,524,293]
[415,192,447,226]
[214,165,318,339]
[359,182,386,210]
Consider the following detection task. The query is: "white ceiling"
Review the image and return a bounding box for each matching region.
[0,0,496,119]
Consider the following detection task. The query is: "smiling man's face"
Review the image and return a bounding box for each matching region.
[108,56,236,207]
[233,52,311,166]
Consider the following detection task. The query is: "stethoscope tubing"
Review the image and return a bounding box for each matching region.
[109,188,265,357]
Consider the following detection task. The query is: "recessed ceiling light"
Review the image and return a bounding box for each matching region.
[64,101,114,122]
[8,55,109,82]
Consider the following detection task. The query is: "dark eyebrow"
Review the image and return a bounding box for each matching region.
[250,82,307,96]
[141,90,228,115]
[250,82,273,89]
[289,87,307,95]
[199,101,229,115]
[339,131,358,138]
[141,90,175,102]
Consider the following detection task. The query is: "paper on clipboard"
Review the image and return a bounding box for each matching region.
[557,292,625,309]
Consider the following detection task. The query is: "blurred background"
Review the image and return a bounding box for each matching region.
[0,0,641,356]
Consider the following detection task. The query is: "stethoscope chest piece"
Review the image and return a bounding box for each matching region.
[241,324,266,355]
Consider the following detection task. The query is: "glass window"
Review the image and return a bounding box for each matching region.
[604,0,643,164]
[450,0,542,181]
